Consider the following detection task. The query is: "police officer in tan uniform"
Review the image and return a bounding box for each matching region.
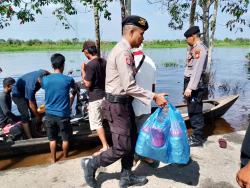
[81,15,167,188]
[183,26,208,147]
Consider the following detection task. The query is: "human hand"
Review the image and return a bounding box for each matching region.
[37,104,45,114]
[184,88,192,98]
[236,163,250,188]
[153,93,168,108]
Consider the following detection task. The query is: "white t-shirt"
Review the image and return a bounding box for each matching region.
[132,50,156,117]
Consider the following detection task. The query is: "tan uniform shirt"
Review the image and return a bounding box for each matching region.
[105,38,154,105]
[184,41,208,90]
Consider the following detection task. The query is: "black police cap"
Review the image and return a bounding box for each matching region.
[122,15,149,31]
[184,26,200,38]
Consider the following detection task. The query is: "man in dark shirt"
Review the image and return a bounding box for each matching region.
[82,41,109,154]
[12,69,49,137]
[42,53,76,162]
[0,77,32,138]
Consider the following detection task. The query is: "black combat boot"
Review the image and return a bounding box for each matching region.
[188,136,203,147]
[81,157,100,188]
[119,169,148,188]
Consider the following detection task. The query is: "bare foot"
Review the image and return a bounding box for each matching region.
[51,158,57,163]
[57,153,64,161]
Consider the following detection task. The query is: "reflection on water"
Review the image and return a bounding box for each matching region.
[0,48,249,170]
[205,118,236,136]
[245,62,250,80]
[0,118,236,171]
[0,141,102,171]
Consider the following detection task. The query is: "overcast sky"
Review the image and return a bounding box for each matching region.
[1,0,250,41]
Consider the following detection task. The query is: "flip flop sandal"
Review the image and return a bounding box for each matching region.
[218,138,227,148]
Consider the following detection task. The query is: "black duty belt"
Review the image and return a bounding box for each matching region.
[105,93,132,104]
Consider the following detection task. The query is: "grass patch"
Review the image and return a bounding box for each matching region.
[0,38,250,52]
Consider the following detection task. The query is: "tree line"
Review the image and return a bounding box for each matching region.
[1,38,250,48]
[0,1,249,59]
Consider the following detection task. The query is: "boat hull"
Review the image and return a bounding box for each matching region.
[0,95,239,159]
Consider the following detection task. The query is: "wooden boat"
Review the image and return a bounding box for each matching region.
[0,95,239,159]
[177,94,239,121]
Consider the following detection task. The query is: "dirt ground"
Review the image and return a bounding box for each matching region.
[0,131,245,188]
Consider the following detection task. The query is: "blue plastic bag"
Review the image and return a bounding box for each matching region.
[167,103,190,164]
[135,100,190,164]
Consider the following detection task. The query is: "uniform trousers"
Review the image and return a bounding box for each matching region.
[184,78,205,141]
[99,99,137,170]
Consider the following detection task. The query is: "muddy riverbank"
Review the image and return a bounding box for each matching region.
[0,131,246,188]
[0,118,236,171]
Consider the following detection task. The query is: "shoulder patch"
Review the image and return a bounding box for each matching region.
[125,56,131,65]
[193,49,201,59]
[125,55,134,65]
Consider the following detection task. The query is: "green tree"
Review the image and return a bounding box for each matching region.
[119,0,131,34]
[120,0,131,20]
[147,0,249,66]
[0,0,113,55]
[83,0,112,56]
[148,0,249,44]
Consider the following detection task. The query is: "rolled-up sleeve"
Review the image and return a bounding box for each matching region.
[116,50,154,105]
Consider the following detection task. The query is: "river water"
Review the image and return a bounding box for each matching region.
[0,48,249,170]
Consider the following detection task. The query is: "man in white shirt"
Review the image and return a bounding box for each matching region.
[132,45,156,127]
[132,47,156,117]
[132,46,158,166]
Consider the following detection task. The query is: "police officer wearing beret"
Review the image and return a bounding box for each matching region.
[81,15,168,188]
[183,26,208,147]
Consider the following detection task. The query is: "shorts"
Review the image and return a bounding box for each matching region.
[88,99,103,131]
[135,114,150,132]
[12,96,30,123]
[44,114,72,141]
